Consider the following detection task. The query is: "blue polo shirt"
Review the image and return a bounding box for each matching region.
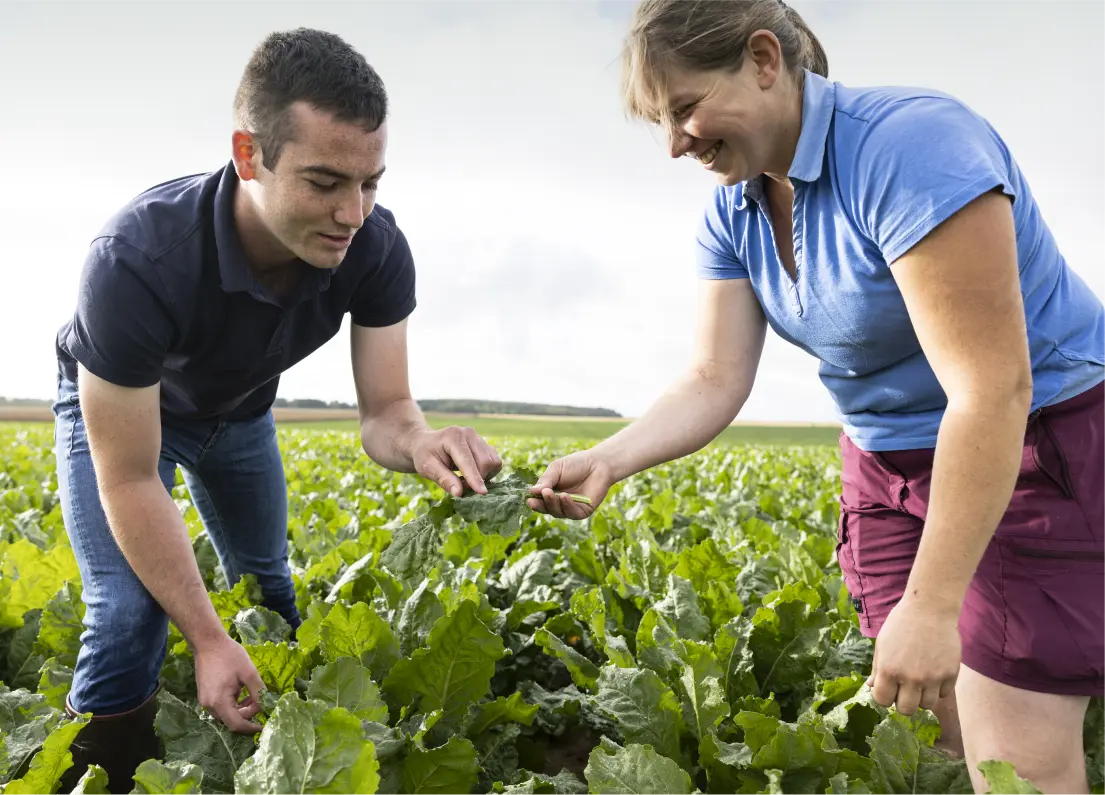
[697,70,1105,451]
[55,163,416,422]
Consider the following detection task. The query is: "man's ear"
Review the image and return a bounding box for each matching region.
[231,130,260,181]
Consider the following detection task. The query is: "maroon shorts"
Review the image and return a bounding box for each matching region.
[836,380,1104,697]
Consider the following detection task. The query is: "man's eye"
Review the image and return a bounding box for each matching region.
[308,180,336,191]
[364,183,379,193]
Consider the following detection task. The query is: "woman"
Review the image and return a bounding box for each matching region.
[527,1,1104,791]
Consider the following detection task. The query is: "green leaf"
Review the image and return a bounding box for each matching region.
[154,690,255,795]
[380,507,451,587]
[233,607,292,646]
[977,761,1042,794]
[35,658,73,712]
[534,628,600,690]
[453,474,535,537]
[305,657,388,723]
[69,764,109,794]
[318,602,400,683]
[31,583,84,670]
[868,711,972,794]
[654,575,710,642]
[465,693,538,738]
[130,759,204,794]
[400,735,479,794]
[382,600,506,728]
[592,667,684,764]
[244,642,311,694]
[584,738,693,794]
[0,540,80,630]
[1,714,87,794]
[233,693,379,794]
[498,550,558,603]
[397,581,446,658]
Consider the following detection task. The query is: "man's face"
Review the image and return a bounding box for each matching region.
[242,102,388,269]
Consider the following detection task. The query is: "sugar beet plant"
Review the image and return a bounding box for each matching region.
[0,425,1100,793]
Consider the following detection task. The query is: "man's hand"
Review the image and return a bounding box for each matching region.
[193,635,267,734]
[527,451,615,520]
[411,425,502,497]
[866,596,960,715]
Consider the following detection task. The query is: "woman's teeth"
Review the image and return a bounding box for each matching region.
[698,141,722,165]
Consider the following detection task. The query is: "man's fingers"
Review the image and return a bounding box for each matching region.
[421,456,464,497]
[540,487,566,519]
[211,696,261,734]
[444,438,485,494]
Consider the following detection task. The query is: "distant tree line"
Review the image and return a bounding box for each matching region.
[272,397,621,417]
[1,395,620,418]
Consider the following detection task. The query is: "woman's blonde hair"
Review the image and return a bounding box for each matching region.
[620,0,828,131]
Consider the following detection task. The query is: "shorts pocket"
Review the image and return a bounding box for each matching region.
[999,542,1104,686]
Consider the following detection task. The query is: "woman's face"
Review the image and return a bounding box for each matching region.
[661,33,796,186]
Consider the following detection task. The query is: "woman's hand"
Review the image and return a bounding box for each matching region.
[527,451,615,520]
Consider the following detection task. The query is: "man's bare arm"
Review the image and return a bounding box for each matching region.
[78,364,263,731]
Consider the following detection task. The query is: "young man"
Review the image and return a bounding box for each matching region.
[50,28,502,791]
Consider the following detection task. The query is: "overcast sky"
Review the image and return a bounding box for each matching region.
[1,0,1101,421]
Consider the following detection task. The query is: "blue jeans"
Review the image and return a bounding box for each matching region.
[52,375,300,715]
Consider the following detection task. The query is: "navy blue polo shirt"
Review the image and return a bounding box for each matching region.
[55,163,416,421]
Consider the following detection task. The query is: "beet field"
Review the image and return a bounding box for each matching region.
[0,424,1100,793]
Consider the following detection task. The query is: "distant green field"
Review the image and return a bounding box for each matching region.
[287,414,841,447]
[0,412,841,447]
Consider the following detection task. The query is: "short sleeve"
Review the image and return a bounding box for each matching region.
[849,97,1016,265]
[695,187,749,280]
[349,226,417,327]
[64,237,175,388]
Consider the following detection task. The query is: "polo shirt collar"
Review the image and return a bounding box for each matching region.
[788,69,836,183]
[213,162,332,300]
[735,69,837,210]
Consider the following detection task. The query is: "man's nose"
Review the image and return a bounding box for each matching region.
[334,190,367,229]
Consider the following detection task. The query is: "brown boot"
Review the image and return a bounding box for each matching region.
[56,688,165,794]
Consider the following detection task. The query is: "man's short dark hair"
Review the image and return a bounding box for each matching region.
[233,28,388,170]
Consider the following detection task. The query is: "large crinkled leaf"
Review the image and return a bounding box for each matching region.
[584,738,692,795]
[36,658,73,712]
[498,550,558,603]
[233,607,292,646]
[591,667,684,764]
[748,584,831,707]
[234,693,379,794]
[475,723,521,790]
[0,540,80,630]
[867,711,972,794]
[306,657,388,723]
[31,582,84,670]
[653,575,710,642]
[379,502,454,587]
[130,759,204,794]
[382,600,505,727]
[318,602,400,683]
[3,611,45,690]
[154,690,255,795]
[453,474,535,537]
[400,735,478,794]
[673,539,744,630]
[244,642,311,694]
[730,710,877,790]
[1,714,87,794]
[675,642,730,741]
[397,581,445,658]
[495,769,588,793]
